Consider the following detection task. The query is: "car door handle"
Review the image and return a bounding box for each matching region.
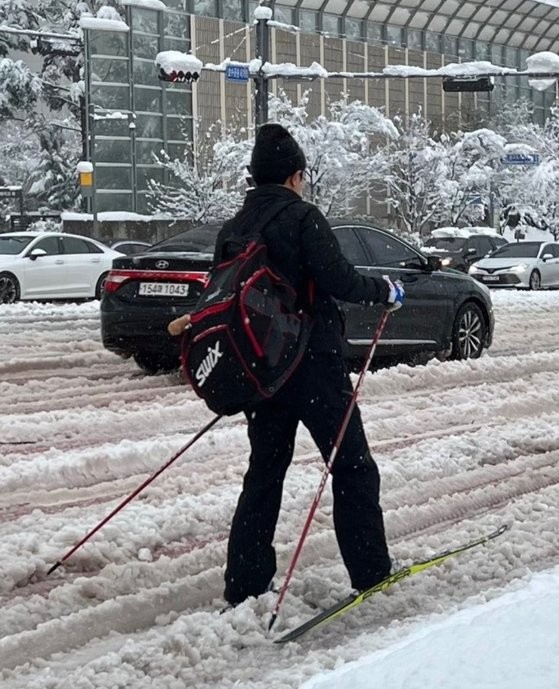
[399,274,418,283]
[90,258,101,263]
[55,259,64,264]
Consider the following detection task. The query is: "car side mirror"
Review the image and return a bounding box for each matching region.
[28,248,47,261]
[466,247,476,255]
[425,255,442,271]
[542,253,553,261]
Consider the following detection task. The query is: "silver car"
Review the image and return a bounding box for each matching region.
[468,241,559,290]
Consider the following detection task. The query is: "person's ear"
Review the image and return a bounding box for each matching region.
[293,170,305,185]
[284,171,298,189]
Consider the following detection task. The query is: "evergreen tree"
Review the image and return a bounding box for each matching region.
[26,127,80,210]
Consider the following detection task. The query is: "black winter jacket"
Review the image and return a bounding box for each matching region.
[214,184,390,355]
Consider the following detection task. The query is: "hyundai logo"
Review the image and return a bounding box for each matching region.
[155,260,170,269]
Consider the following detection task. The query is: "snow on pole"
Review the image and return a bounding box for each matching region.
[76,161,94,195]
[121,0,167,10]
[526,51,559,91]
[79,16,130,32]
[253,5,273,21]
[76,161,94,174]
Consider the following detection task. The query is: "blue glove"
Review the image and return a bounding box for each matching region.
[383,275,405,312]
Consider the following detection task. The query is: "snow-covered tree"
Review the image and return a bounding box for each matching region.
[25,127,81,210]
[269,90,396,216]
[149,91,397,222]
[435,128,506,227]
[383,111,448,235]
[0,0,123,209]
[147,119,250,223]
[0,56,41,117]
[489,104,559,237]
[0,120,36,180]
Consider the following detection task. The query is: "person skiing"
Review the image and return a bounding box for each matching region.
[169,123,404,606]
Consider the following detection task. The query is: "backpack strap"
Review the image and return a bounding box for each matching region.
[223,199,299,256]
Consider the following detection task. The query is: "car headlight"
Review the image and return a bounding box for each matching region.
[509,263,529,273]
[441,257,452,266]
[468,264,479,274]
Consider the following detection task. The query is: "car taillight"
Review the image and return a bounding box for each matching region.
[104,270,133,293]
[104,268,209,294]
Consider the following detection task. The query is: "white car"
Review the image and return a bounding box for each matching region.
[468,240,559,290]
[0,231,123,303]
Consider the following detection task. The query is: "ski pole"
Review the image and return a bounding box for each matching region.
[269,309,390,631]
[47,414,223,575]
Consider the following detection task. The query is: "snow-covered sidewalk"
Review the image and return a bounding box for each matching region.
[303,565,559,689]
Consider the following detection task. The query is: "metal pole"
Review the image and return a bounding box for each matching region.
[90,106,98,238]
[129,113,137,214]
[128,4,138,213]
[254,10,270,129]
[83,28,97,235]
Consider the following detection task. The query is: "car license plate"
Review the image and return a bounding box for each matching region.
[481,275,500,282]
[138,282,190,296]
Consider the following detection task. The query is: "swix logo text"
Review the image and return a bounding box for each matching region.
[195,342,223,387]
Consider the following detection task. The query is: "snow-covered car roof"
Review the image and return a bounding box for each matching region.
[0,231,116,251]
[0,231,55,238]
[430,226,500,239]
[1,231,102,240]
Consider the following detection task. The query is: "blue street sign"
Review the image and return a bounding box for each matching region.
[225,64,250,82]
[501,153,540,166]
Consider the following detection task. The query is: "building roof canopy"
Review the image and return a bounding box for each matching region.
[286,0,559,52]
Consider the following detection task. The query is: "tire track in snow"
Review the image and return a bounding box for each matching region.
[1,445,557,646]
[1,297,559,682]
[1,474,556,673]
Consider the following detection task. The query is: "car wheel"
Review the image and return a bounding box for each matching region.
[95,272,109,300]
[133,351,179,375]
[450,302,486,360]
[0,272,20,304]
[528,270,541,291]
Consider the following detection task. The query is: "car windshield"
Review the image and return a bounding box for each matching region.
[0,235,35,254]
[150,226,221,253]
[423,237,466,252]
[490,242,542,258]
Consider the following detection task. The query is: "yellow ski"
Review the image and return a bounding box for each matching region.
[275,524,508,643]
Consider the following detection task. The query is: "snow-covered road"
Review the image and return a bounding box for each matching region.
[0,291,558,688]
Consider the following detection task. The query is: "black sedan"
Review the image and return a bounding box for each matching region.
[101,222,494,374]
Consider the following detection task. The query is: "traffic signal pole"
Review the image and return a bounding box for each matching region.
[254,10,270,128]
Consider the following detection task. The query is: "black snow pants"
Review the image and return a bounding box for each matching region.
[224,351,391,605]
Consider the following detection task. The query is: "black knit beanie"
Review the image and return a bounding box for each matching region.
[250,123,306,186]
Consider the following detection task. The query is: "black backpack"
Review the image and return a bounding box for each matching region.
[181,202,313,416]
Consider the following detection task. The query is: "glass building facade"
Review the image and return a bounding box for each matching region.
[84,3,193,213]
[82,0,559,213]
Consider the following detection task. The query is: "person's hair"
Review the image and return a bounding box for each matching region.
[250,123,306,186]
